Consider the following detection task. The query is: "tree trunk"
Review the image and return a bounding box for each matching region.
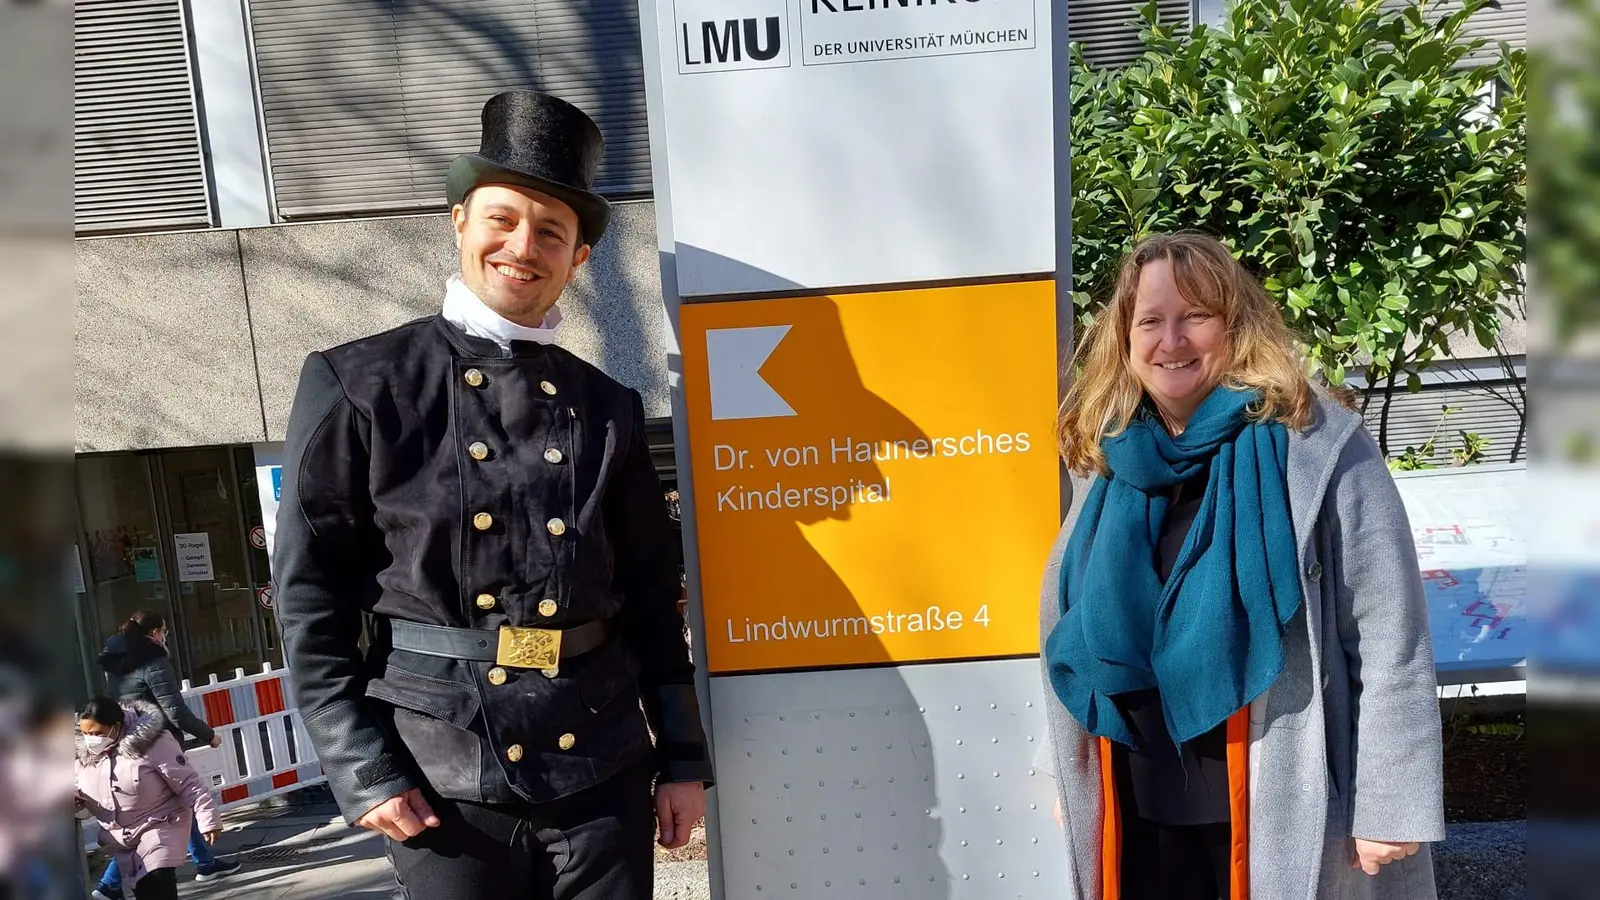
[1360,378,1378,417]
[1497,340,1527,464]
[1377,365,1400,458]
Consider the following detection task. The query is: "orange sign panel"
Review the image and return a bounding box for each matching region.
[680,281,1062,674]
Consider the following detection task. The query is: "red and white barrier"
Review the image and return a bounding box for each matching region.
[178,663,325,811]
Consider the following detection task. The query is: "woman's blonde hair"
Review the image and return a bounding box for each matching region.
[1057,231,1315,476]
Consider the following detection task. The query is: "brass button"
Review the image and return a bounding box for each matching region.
[464,368,484,387]
[540,380,557,396]
[475,592,496,610]
[557,733,576,751]
[468,441,489,461]
[473,512,494,531]
[506,743,523,763]
[487,667,508,686]
[541,667,559,679]
[546,518,566,536]
[538,599,558,617]
[544,448,564,464]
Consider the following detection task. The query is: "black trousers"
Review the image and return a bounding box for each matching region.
[1119,815,1232,900]
[387,759,657,900]
[131,868,177,900]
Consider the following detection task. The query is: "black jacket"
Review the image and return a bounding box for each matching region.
[98,634,216,746]
[273,315,713,824]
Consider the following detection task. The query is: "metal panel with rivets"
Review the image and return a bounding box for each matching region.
[708,659,1069,899]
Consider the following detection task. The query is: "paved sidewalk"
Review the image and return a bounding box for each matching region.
[170,791,1516,899]
[175,793,711,900]
[184,806,397,900]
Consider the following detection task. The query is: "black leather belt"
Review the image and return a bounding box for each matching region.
[389,618,611,666]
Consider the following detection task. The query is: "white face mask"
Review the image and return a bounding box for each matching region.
[83,734,113,752]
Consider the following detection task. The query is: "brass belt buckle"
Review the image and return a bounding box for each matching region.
[496,626,561,669]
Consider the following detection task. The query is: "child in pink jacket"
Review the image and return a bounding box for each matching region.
[75,697,221,900]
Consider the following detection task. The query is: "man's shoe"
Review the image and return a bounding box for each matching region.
[193,858,242,882]
[91,889,124,900]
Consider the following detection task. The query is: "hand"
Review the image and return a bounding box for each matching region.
[1352,838,1420,875]
[355,788,441,842]
[1052,797,1064,830]
[203,830,221,845]
[209,736,222,749]
[654,781,707,850]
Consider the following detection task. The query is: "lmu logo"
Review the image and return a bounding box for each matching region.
[675,0,791,74]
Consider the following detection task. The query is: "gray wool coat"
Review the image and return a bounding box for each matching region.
[1039,392,1445,900]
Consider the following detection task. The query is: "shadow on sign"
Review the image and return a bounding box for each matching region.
[670,244,956,897]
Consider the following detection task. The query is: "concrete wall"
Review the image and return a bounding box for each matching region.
[75,201,670,453]
[75,230,264,452]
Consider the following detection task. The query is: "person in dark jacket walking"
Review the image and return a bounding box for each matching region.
[98,612,214,749]
[273,90,713,900]
[91,612,239,899]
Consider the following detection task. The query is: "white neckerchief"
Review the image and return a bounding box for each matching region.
[441,274,563,351]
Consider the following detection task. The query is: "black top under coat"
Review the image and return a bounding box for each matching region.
[1111,465,1232,826]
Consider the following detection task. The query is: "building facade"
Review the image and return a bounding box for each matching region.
[71,0,1527,699]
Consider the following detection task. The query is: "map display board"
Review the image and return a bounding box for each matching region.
[1394,465,1526,683]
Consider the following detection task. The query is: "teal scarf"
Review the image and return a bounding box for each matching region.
[1045,387,1303,747]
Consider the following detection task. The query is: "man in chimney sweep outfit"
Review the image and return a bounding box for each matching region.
[272,90,713,900]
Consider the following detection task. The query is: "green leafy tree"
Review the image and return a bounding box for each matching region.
[1529,0,1600,345]
[1070,0,1526,455]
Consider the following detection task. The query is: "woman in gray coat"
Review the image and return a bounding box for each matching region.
[1040,233,1443,900]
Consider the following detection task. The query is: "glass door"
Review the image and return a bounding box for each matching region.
[76,455,178,676]
[156,448,262,683]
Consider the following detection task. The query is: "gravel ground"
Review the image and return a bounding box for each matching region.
[653,823,710,900]
[1434,820,1525,900]
[654,860,711,900]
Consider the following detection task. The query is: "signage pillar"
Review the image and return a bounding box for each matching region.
[639,0,1074,894]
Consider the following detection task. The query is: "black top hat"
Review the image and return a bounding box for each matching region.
[447,91,611,246]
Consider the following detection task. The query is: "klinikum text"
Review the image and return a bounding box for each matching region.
[812,0,991,10]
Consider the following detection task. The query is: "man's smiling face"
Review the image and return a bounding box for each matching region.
[451,183,591,327]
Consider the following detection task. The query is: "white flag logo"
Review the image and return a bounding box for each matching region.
[706,326,796,421]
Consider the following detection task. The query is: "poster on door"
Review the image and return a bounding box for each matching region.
[173,532,215,582]
[133,548,160,583]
